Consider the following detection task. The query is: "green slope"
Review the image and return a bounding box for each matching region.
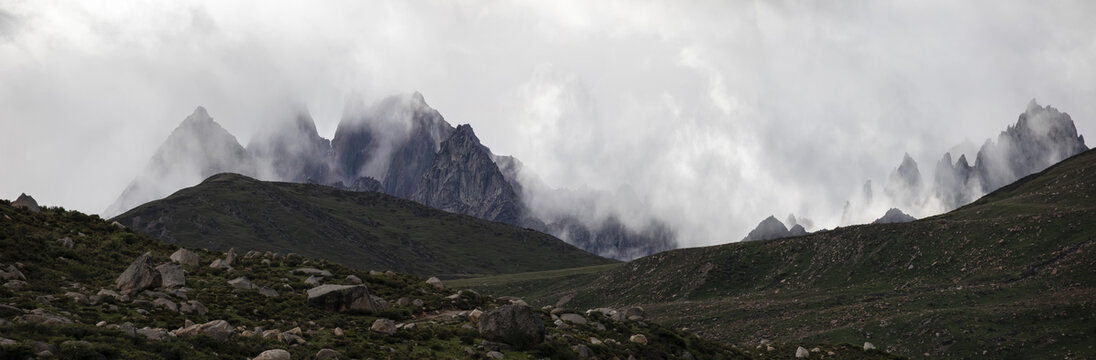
[112,173,615,277]
[459,149,1096,359]
[1,201,772,359]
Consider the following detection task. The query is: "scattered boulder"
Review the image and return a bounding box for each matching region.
[0,264,26,281]
[225,248,237,266]
[153,297,178,312]
[624,306,645,320]
[281,331,306,345]
[630,334,648,345]
[864,342,876,351]
[477,305,545,349]
[560,313,587,325]
[0,304,24,317]
[345,275,362,284]
[181,300,208,315]
[306,284,385,314]
[253,349,291,360]
[426,276,444,290]
[156,263,186,288]
[333,327,344,337]
[305,275,323,286]
[370,319,397,334]
[397,297,410,306]
[209,258,231,270]
[16,310,73,325]
[170,249,200,266]
[137,327,170,341]
[228,276,256,289]
[56,237,74,249]
[469,309,484,323]
[796,346,810,358]
[293,268,332,276]
[12,193,41,212]
[315,348,341,360]
[115,252,162,295]
[111,221,127,229]
[412,299,424,307]
[176,320,235,342]
[3,280,26,291]
[259,287,279,297]
[572,344,594,358]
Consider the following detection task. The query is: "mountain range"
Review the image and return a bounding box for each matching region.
[104,93,673,260]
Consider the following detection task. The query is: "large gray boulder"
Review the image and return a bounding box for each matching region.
[170,249,200,266]
[477,305,545,349]
[306,285,385,314]
[156,263,185,288]
[115,252,162,295]
[253,349,290,360]
[176,319,234,341]
[12,193,41,213]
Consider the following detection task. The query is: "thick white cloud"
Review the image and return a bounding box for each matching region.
[1,0,1093,247]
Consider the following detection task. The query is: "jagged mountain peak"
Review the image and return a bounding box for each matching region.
[742,215,792,242]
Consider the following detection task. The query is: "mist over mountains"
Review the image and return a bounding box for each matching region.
[105,93,674,260]
[841,100,1088,225]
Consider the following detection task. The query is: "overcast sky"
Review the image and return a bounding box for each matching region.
[2,1,1093,247]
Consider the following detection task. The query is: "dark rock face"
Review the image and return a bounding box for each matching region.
[743,216,793,242]
[12,193,40,213]
[872,208,916,224]
[477,305,545,349]
[104,107,254,218]
[788,224,808,236]
[332,93,454,198]
[247,111,334,184]
[934,100,1088,210]
[306,284,385,314]
[412,125,522,225]
[544,216,675,260]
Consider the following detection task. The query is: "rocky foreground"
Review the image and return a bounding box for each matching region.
[1,198,840,360]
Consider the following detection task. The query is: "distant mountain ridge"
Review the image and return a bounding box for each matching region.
[112,173,615,276]
[841,100,1088,225]
[106,93,674,259]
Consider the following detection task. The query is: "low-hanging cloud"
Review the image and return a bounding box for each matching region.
[2,1,1095,249]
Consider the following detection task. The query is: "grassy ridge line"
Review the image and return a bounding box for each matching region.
[455,149,1096,358]
[113,173,616,277]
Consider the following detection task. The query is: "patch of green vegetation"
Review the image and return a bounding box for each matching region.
[112,173,617,277]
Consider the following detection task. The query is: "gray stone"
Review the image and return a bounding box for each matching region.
[57,237,74,249]
[114,252,162,295]
[153,297,178,312]
[0,264,26,281]
[180,300,208,315]
[3,280,26,291]
[209,258,231,270]
[306,284,385,314]
[425,276,444,290]
[156,263,186,288]
[796,346,809,358]
[170,249,200,266]
[630,334,648,345]
[259,287,279,297]
[12,193,41,212]
[228,276,255,289]
[305,275,323,286]
[315,348,341,360]
[864,342,876,351]
[559,313,587,324]
[370,318,396,334]
[477,305,545,349]
[572,344,594,358]
[293,268,332,276]
[176,320,234,341]
[345,275,362,284]
[138,327,170,341]
[253,349,291,360]
[486,351,505,359]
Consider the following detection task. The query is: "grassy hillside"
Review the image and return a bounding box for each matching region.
[113,173,615,277]
[459,149,1096,359]
[1,200,805,359]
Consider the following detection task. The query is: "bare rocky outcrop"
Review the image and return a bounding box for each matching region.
[12,193,40,213]
[115,252,162,295]
[742,216,797,242]
[306,284,385,314]
[873,208,916,224]
[411,124,522,225]
[477,305,545,349]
